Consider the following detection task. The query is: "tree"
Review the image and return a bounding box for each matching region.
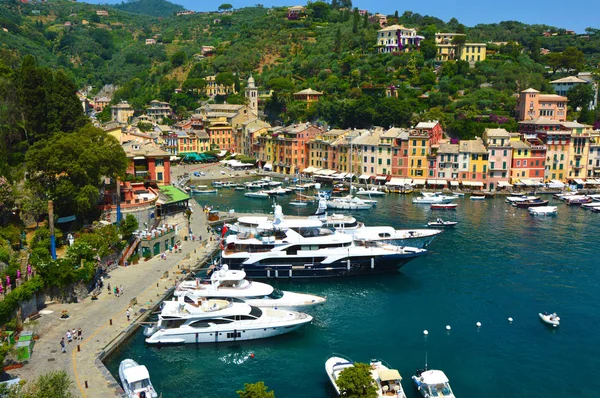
[309,1,330,21]
[119,214,139,240]
[352,8,359,33]
[336,363,377,398]
[237,381,275,398]
[1,370,73,398]
[560,46,585,72]
[218,4,233,11]
[171,51,187,68]
[334,27,343,53]
[215,72,236,87]
[420,39,437,61]
[25,125,128,220]
[567,84,594,111]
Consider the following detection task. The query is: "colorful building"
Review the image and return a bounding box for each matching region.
[435,142,459,183]
[459,43,487,64]
[515,88,568,122]
[122,141,171,185]
[293,88,323,108]
[111,102,134,124]
[482,128,512,190]
[376,25,424,54]
[407,130,430,180]
[204,75,237,97]
[458,138,488,187]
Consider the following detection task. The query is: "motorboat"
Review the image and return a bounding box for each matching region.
[412,369,455,398]
[412,195,456,204]
[514,199,549,208]
[235,186,246,191]
[539,312,560,327]
[221,214,426,278]
[427,219,457,228]
[343,226,441,248]
[289,201,309,207]
[326,195,373,210]
[469,195,485,200]
[244,191,270,199]
[355,187,386,197]
[119,359,158,398]
[592,207,600,213]
[144,300,312,344]
[529,206,558,216]
[174,266,326,310]
[325,356,407,398]
[505,195,540,204]
[581,202,600,209]
[212,181,224,187]
[430,203,457,210]
[566,196,592,205]
[191,188,218,194]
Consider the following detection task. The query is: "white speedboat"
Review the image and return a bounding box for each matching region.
[505,195,540,204]
[325,356,406,398]
[413,195,455,204]
[174,266,326,310]
[119,359,158,398]
[412,369,455,398]
[469,195,485,200]
[539,312,560,327]
[244,191,270,199]
[343,226,441,248]
[144,300,312,344]
[355,187,386,197]
[427,219,457,228]
[289,201,309,206]
[327,195,373,210]
[191,189,218,194]
[529,206,558,216]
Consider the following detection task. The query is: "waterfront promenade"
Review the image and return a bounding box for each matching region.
[10,202,219,397]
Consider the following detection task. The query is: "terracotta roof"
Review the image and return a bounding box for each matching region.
[459,138,487,154]
[438,142,459,154]
[293,88,323,96]
[518,117,561,126]
[122,141,170,158]
[510,140,530,150]
[521,88,540,93]
[484,128,511,137]
[539,94,568,100]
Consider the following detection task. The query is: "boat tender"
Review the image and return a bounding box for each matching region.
[412,369,455,398]
[119,359,158,398]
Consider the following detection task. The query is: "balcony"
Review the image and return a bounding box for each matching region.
[574,164,584,169]
[530,145,546,150]
[574,152,582,158]
[489,165,508,171]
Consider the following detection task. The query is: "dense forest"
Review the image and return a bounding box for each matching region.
[0,0,598,138]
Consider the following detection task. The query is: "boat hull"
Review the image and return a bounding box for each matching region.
[223,252,425,279]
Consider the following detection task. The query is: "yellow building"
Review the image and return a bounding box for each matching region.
[459,43,487,64]
[509,134,530,183]
[458,138,488,184]
[565,122,593,180]
[407,130,429,179]
[204,75,237,97]
[110,102,134,124]
[435,33,486,64]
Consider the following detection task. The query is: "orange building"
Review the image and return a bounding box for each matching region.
[293,88,323,108]
[515,88,568,122]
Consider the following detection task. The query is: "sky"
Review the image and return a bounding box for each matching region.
[85,0,598,33]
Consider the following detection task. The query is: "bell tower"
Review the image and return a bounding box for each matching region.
[245,75,258,117]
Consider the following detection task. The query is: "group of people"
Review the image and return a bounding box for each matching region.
[60,327,83,353]
[107,283,124,298]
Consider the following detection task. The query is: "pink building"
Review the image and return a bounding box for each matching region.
[415,121,444,146]
[515,88,568,122]
[482,128,513,190]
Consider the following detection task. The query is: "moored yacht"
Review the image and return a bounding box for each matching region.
[221,226,426,278]
[327,195,373,210]
[119,359,158,398]
[144,299,312,344]
[174,265,326,310]
[412,369,455,398]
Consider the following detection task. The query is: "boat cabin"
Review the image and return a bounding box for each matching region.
[123,366,152,393]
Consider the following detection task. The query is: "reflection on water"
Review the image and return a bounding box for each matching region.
[105,186,600,397]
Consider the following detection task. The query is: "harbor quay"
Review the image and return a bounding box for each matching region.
[9,204,220,397]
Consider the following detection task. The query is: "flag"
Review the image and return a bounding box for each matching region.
[221,225,228,238]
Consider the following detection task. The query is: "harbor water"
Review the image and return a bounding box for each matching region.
[105,185,600,397]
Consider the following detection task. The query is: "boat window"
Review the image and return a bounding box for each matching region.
[189,320,212,328]
[130,379,150,391]
[268,288,284,299]
[249,307,263,318]
[210,318,234,324]
[164,319,186,329]
[378,233,391,238]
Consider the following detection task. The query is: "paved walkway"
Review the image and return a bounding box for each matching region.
[10,204,220,397]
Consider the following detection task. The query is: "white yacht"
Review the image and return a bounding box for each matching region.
[327,195,373,210]
[221,224,426,278]
[325,356,406,398]
[174,266,326,310]
[412,369,455,398]
[529,206,558,215]
[119,359,158,398]
[412,195,456,204]
[227,205,440,249]
[355,187,386,197]
[144,299,312,345]
[244,191,270,199]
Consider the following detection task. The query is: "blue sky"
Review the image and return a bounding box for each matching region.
[86,0,596,33]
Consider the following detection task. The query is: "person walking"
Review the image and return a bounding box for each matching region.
[66,330,72,343]
[120,285,124,295]
[126,308,131,322]
[107,283,111,295]
[60,338,66,353]
[77,327,82,341]
[72,328,76,340]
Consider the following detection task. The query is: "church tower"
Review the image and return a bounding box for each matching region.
[245,76,258,117]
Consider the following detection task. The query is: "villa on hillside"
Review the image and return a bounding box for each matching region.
[376,25,424,54]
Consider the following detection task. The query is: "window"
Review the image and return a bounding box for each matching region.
[378,159,382,165]
[490,162,495,170]
[157,172,163,181]
[491,150,496,156]
[387,159,391,165]
[523,160,527,166]
[155,159,164,167]
[517,160,521,166]
[503,150,507,156]
[371,157,375,163]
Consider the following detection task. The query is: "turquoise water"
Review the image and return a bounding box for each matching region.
[105,184,600,397]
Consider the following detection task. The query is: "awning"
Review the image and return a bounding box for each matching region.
[574,178,585,185]
[450,181,459,186]
[585,179,600,185]
[345,173,355,179]
[427,179,447,185]
[56,215,76,223]
[264,163,273,170]
[375,175,388,181]
[358,174,373,180]
[133,156,145,160]
[498,181,513,187]
[411,179,426,185]
[386,178,412,186]
[302,167,320,173]
[462,181,484,187]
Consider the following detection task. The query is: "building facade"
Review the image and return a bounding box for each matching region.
[377,25,424,54]
[515,88,568,122]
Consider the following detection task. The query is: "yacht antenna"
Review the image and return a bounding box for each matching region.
[425,351,428,371]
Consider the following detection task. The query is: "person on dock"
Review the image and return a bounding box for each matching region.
[66,330,72,343]
[107,283,111,295]
[77,327,82,341]
[126,308,131,322]
[60,338,66,353]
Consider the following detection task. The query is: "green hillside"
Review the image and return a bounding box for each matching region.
[114,0,185,17]
[0,1,598,132]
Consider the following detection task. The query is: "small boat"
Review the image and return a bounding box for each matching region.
[235,186,246,191]
[191,189,218,194]
[506,195,540,204]
[470,195,485,200]
[430,203,457,210]
[592,207,600,213]
[289,201,308,207]
[452,192,465,197]
[514,199,549,208]
[412,369,455,398]
[119,359,158,398]
[539,312,560,327]
[355,187,386,197]
[325,355,407,398]
[566,196,592,205]
[427,219,457,228]
[529,206,558,216]
[244,191,269,199]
